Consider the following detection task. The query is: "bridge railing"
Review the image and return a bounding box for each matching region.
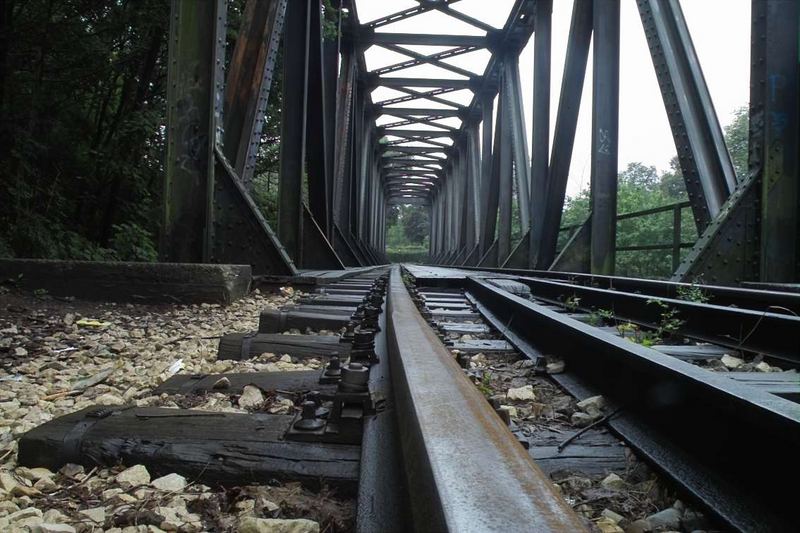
[559,201,695,273]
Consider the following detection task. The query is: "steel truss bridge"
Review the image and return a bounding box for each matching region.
[161,0,799,286]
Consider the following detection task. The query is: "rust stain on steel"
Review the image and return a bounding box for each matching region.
[387,267,587,532]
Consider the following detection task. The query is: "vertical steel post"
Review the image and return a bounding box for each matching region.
[162,0,224,263]
[278,0,310,265]
[752,0,800,281]
[497,83,514,262]
[504,61,531,231]
[536,0,593,268]
[479,93,497,254]
[590,0,620,275]
[672,204,682,272]
[333,48,356,230]
[529,0,552,267]
[306,0,332,239]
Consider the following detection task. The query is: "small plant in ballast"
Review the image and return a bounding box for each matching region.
[647,298,685,340]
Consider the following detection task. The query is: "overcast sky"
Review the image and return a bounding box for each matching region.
[356,0,751,198]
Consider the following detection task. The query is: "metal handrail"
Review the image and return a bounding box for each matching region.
[559,200,694,270]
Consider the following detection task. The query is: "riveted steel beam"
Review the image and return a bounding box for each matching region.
[363,32,488,47]
[222,0,287,189]
[373,77,473,89]
[590,0,620,275]
[637,0,737,232]
[536,0,593,269]
[377,107,462,117]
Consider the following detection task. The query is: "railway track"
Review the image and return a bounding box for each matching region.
[16,264,800,532]
[406,264,800,532]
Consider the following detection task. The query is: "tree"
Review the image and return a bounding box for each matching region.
[557,106,748,278]
[403,206,429,244]
[724,106,749,179]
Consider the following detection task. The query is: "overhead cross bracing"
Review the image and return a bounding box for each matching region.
[354,0,532,209]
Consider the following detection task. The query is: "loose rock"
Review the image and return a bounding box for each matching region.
[645,507,681,531]
[212,377,230,390]
[39,524,77,533]
[238,517,320,533]
[238,385,265,409]
[151,473,187,492]
[116,464,151,488]
[720,354,744,369]
[79,507,105,524]
[576,395,605,412]
[546,359,565,374]
[601,473,626,490]
[506,385,535,401]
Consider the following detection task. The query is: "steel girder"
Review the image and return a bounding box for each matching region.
[163,0,297,275]
[673,0,799,284]
[222,0,287,189]
[163,0,796,280]
[590,0,620,275]
[637,0,737,233]
[535,0,593,269]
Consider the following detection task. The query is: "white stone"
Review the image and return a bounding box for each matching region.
[8,507,42,522]
[571,411,599,427]
[0,473,17,493]
[576,395,605,413]
[721,354,744,369]
[151,473,187,492]
[95,392,125,405]
[59,463,84,478]
[238,385,265,409]
[14,347,27,357]
[601,509,625,524]
[79,507,105,523]
[33,476,57,491]
[279,354,292,363]
[116,464,151,488]
[601,473,626,490]
[42,509,68,523]
[27,468,54,482]
[267,398,295,415]
[646,507,682,531]
[755,361,772,372]
[39,524,77,533]
[506,385,536,401]
[596,517,624,533]
[212,377,230,390]
[499,405,518,418]
[546,360,565,374]
[238,517,320,533]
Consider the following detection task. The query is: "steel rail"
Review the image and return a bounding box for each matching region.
[466,276,800,532]
[513,276,800,365]
[385,267,587,532]
[443,265,800,314]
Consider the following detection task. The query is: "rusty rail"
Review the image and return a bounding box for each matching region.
[385,266,587,532]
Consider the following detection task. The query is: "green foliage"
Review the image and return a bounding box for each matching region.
[558,107,748,279]
[647,298,685,340]
[385,205,430,261]
[476,372,493,398]
[403,207,430,244]
[588,308,615,326]
[251,172,280,228]
[564,295,581,312]
[0,0,170,261]
[724,107,749,179]
[109,223,157,262]
[676,282,710,304]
